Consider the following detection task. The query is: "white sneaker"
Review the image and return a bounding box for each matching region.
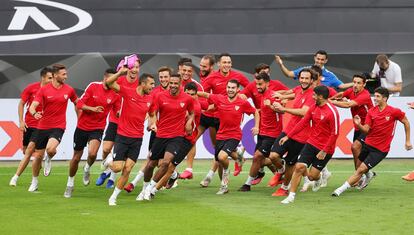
[63,186,74,198]
[83,170,90,186]
[281,196,294,204]
[300,180,314,192]
[355,175,366,189]
[200,176,212,187]
[171,180,178,188]
[143,187,153,200]
[44,156,52,176]
[102,155,113,168]
[359,171,377,190]
[216,185,229,195]
[222,171,229,186]
[321,170,332,188]
[9,176,18,186]
[136,190,145,201]
[331,188,342,197]
[312,177,323,192]
[108,197,117,206]
[28,182,38,192]
[236,147,246,166]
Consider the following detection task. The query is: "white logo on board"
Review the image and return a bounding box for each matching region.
[0,0,92,42]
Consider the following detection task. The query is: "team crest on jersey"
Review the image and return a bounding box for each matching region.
[147,102,151,107]
[320,115,325,120]
[180,102,185,108]
[107,99,112,104]
[235,105,240,111]
[64,94,68,99]
[301,98,305,104]
[385,116,390,121]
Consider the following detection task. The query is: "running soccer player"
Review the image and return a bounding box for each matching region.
[265,68,317,196]
[199,53,250,187]
[28,64,78,192]
[96,55,140,188]
[124,66,172,193]
[63,69,120,198]
[103,68,155,206]
[9,67,53,186]
[332,87,412,196]
[138,73,194,201]
[329,74,374,186]
[198,79,259,195]
[280,85,340,204]
[238,72,285,192]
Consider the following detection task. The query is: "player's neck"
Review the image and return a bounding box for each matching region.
[220,70,230,77]
[136,86,145,96]
[52,80,63,89]
[227,95,237,102]
[378,103,387,111]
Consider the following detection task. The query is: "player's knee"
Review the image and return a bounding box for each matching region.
[351,142,361,153]
[294,163,306,173]
[88,152,97,160]
[46,148,56,157]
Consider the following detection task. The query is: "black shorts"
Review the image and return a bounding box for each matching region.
[215,139,240,161]
[353,130,367,143]
[103,122,118,142]
[172,138,193,166]
[358,144,388,169]
[73,128,104,151]
[256,135,276,157]
[113,134,143,162]
[296,144,332,171]
[149,137,185,161]
[148,131,157,151]
[271,132,305,166]
[34,128,65,150]
[200,114,220,130]
[23,127,37,146]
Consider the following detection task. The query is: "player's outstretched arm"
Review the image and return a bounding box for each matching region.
[275,55,295,79]
[105,67,128,92]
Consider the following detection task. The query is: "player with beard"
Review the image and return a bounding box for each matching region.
[63,69,120,198]
[96,55,140,189]
[238,72,285,192]
[199,53,250,187]
[124,66,172,193]
[198,79,259,195]
[332,87,412,196]
[330,74,374,187]
[266,68,317,196]
[102,68,155,206]
[199,54,215,83]
[9,67,53,186]
[138,74,194,201]
[27,64,78,192]
[280,85,340,204]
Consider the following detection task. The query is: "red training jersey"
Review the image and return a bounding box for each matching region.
[34,83,77,130]
[287,102,340,154]
[259,89,283,138]
[241,80,288,108]
[76,82,120,131]
[21,82,42,128]
[117,85,153,138]
[182,78,204,91]
[209,94,256,141]
[185,98,202,144]
[365,105,405,153]
[342,88,373,130]
[108,76,138,124]
[150,90,194,138]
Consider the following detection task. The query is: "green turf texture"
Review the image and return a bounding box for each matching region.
[1,159,413,235]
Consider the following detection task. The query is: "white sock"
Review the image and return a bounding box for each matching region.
[245,176,255,186]
[281,184,289,190]
[223,168,229,175]
[148,180,157,190]
[288,192,296,198]
[131,170,144,186]
[338,181,351,192]
[110,187,122,199]
[185,168,193,172]
[104,168,111,174]
[321,167,329,174]
[365,171,373,178]
[171,171,178,179]
[13,174,19,179]
[151,187,158,195]
[67,176,75,187]
[206,169,215,179]
[31,176,38,184]
[84,163,91,172]
[109,171,116,181]
[142,181,149,191]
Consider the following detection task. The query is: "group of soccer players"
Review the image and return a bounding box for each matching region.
[9,51,412,205]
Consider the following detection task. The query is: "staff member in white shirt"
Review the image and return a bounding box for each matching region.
[371,54,402,96]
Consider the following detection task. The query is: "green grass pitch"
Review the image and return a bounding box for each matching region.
[1,159,413,235]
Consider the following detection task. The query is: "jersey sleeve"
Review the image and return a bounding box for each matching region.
[392,107,405,121]
[365,109,373,127]
[322,109,340,152]
[326,72,343,88]
[202,77,212,93]
[240,83,253,98]
[208,94,220,106]
[342,88,352,99]
[393,63,403,83]
[287,104,314,137]
[242,100,256,115]
[76,84,93,109]
[272,80,289,91]
[33,87,44,104]
[148,92,159,113]
[20,85,32,103]
[70,87,78,102]
[186,96,195,113]
[293,67,304,79]
[238,73,250,88]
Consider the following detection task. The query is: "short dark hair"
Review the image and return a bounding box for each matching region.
[353,74,367,83]
[178,57,192,66]
[40,67,53,77]
[158,66,173,75]
[184,82,198,92]
[202,55,215,66]
[52,64,66,74]
[374,87,389,100]
[299,68,316,81]
[310,65,323,78]
[218,53,231,61]
[314,85,329,99]
[170,73,181,80]
[315,50,328,58]
[254,63,270,74]
[139,73,154,84]
[227,79,240,88]
[182,62,194,68]
[105,68,117,75]
[255,72,270,82]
